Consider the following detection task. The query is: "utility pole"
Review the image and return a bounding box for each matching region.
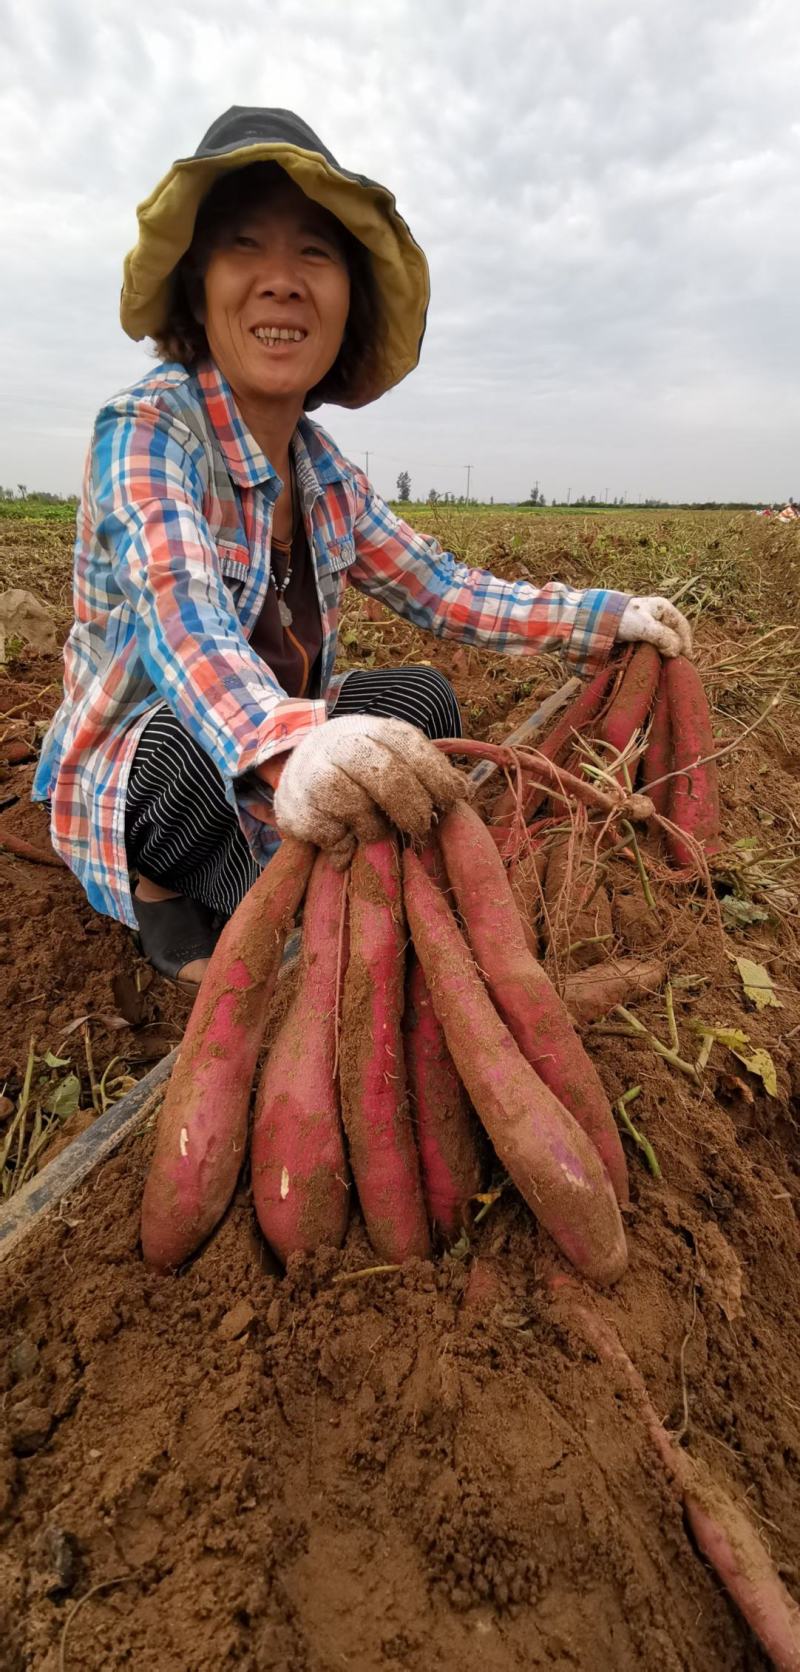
[566,486,571,506]
[364,451,370,479]
[464,464,473,502]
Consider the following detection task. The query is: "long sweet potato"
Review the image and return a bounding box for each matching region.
[340,838,430,1263]
[491,662,618,826]
[140,837,315,1271]
[508,845,547,957]
[405,951,484,1241]
[597,643,661,783]
[438,802,629,1205]
[549,1277,800,1671]
[640,663,672,817]
[251,853,350,1263]
[403,849,627,1285]
[664,656,721,865]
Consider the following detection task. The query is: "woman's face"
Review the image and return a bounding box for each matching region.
[200,174,351,412]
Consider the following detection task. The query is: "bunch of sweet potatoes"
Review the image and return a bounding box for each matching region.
[140,795,650,1287]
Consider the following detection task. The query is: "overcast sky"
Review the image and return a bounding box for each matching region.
[3,0,800,503]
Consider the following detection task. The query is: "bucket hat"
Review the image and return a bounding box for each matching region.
[120,106,430,406]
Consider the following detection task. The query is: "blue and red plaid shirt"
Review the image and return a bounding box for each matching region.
[34,360,627,926]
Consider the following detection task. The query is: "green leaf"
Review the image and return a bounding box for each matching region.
[45,1074,81,1118]
[43,1050,70,1069]
[735,957,782,1011]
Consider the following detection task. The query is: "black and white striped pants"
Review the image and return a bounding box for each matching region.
[125,666,462,918]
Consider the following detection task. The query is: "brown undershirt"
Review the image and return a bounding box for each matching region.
[249,520,323,699]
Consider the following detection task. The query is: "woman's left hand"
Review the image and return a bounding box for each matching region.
[617,596,693,658]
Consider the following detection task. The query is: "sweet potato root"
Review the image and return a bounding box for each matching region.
[562,957,666,1025]
[508,845,547,957]
[549,1276,800,1671]
[542,829,614,970]
[140,837,315,1272]
[438,802,628,1205]
[251,852,350,1263]
[403,848,627,1286]
[340,838,430,1263]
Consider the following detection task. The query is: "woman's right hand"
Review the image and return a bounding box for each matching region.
[271,714,465,867]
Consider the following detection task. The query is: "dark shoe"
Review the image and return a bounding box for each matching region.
[132,894,220,981]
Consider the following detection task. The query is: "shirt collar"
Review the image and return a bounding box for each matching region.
[197,361,349,497]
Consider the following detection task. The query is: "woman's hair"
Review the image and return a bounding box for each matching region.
[152,162,383,407]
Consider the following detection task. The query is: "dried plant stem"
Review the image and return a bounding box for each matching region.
[613,1006,700,1081]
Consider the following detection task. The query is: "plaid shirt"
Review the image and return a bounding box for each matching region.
[34,361,627,926]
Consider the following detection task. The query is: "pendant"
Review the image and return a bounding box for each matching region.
[278,597,293,628]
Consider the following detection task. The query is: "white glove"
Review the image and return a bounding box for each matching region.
[273,714,466,866]
[617,596,693,659]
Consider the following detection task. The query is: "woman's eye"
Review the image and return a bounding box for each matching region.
[234,233,258,249]
[304,243,333,259]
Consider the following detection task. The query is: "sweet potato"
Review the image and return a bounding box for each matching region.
[140,837,315,1271]
[438,802,628,1205]
[251,853,350,1263]
[405,952,484,1241]
[664,656,721,865]
[640,663,672,817]
[597,643,661,783]
[491,662,618,826]
[508,845,547,957]
[403,848,627,1285]
[542,829,614,970]
[562,956,666,1025]
[340,838,430,1263]
[549,1278,800,1671]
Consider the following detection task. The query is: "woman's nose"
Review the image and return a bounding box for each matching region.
[254,256,306,301]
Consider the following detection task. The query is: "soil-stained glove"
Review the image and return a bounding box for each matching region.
[273,714,466,868]
[617,596,693,659]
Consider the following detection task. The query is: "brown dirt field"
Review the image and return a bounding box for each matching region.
[1,509,799,1670]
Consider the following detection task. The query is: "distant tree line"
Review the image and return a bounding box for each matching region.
[0,485,78,504]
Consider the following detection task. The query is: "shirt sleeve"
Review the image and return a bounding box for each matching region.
[348,469,628,676]
[90,397,328,780]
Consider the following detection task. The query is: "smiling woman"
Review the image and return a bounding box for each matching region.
[33,104,691,982]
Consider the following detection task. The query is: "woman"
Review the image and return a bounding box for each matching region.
[35,106,691,982]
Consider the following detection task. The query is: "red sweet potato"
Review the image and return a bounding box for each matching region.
[405,951,484,1241]
[664,657,721,865]
[140,837,315,1272]
[403,841,484,1240]
[251,852,350,1263]
[508,845,547,957]
[403,849,627,1285]
[339,838,430,1263]
[438,801,628,1206]
[640,662,672,817]
[549,1277,800,1671]
[597,643,661,782]
[492,662,618,826]
[562,956,666,1025]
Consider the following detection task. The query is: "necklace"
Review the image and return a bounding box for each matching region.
[271,468,299,628]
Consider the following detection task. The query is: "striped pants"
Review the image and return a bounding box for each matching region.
[125,666,462,917]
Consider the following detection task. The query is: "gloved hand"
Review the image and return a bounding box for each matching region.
[273,714,466,867]
[617,596,693,659]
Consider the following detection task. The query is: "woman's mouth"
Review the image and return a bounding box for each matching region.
[252,325,307,349]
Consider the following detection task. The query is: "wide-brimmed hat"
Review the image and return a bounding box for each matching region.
[120,106,430,406]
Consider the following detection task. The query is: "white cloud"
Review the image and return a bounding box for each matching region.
[2,0,800,501]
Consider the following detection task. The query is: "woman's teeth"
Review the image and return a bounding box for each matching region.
[253,327,306,344]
